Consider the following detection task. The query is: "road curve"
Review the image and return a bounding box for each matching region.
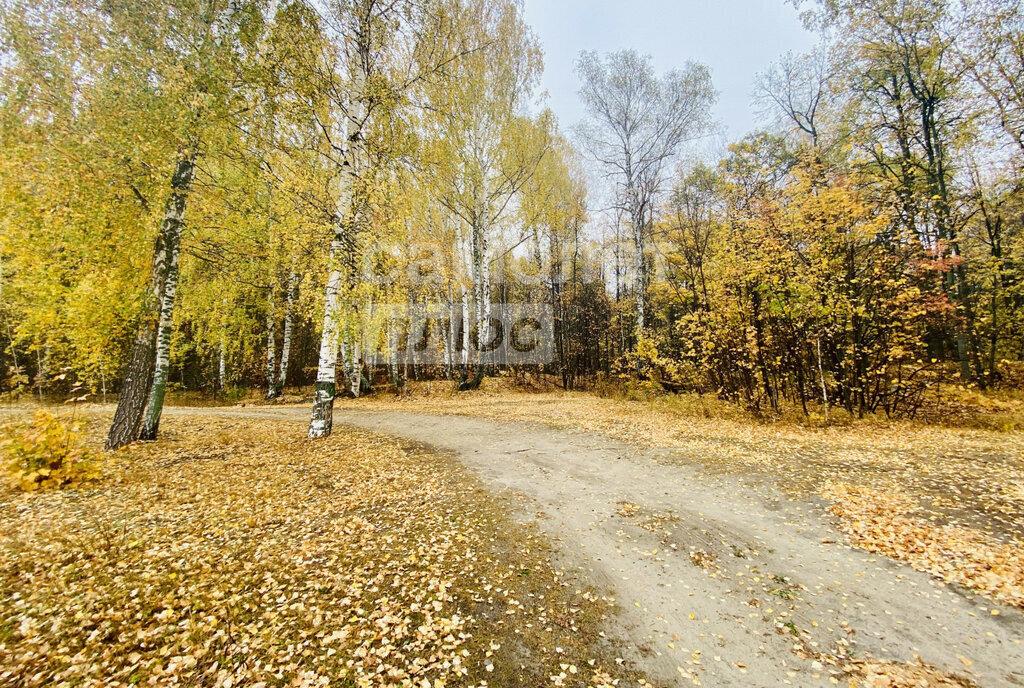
[173,406,1024,687]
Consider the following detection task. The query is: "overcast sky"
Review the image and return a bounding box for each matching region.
[522,0,818,142]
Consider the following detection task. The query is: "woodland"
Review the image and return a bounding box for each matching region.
[0,0,1023,444]
[2,1,1024,686]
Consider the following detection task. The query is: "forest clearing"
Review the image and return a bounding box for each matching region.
[3,0,1024,685]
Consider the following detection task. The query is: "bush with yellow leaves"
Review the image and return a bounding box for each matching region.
[2,409,99,491]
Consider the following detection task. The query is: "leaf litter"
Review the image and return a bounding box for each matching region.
[0,413,634,688]
[334,390,1024,685]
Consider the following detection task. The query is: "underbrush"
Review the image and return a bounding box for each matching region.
[124,363,1024,432]
[351,373,1024,432]
[1,409,100,491]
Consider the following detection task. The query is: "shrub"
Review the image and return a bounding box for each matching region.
[2,410,99,491]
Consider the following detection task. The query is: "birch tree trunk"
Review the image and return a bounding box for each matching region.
[264,297,276,398]
[273,268,297,396]
[139,252,180,441]
[308,66,364,436]
[218,297,227,393]
[218,339,226,391]
[632,207,646,334]
[444,294,454,379]
[35,348,45,401]
[309,234,345,438]
[388,316,400,390]
[462,208,490,390]
[460,283,470,374]
[107,154,194,450]
[348,337,362,397]
[340,338,352,396]
[106,0,238,448]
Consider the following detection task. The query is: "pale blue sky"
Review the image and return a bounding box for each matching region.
[522,0,818,141]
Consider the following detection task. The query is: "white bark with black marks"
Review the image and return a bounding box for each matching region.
[309,237,345,438]
[265,297,276,399]
[276,268,297,394]
[107,154,194,449]
[140,253,180,441]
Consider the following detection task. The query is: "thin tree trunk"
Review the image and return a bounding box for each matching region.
[218,297,228,394]
[140,253,180,441]
[107,154,194,450]
[460,283,470,381]
[5,322,19,383]
[388,317,401,390]
[632,208,646,334]
[218,340,226,391]
[462,207,490,391]
[265,296,277,398]
[443,294,454,379]
[274,268,297,395]
[35,348,45,401]
[816,338,829,422]
[349,337,362,397]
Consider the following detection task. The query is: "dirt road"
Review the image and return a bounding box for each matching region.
[171,406,1024,686]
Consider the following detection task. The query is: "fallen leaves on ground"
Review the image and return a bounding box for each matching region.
[336,390,1024,609]
[824,483,1024,609]
[851,659,975,687]
[0,414,629,688]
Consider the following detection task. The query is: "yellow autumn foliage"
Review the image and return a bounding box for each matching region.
[1,410,100,491]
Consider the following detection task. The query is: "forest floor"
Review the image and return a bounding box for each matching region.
[2,394,1024,687]
[0,410,637,688]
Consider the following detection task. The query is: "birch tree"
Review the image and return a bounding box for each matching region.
[107,0,255,448]
[575,50,715,337]
[308,0,468,436]
[420,0,544,390]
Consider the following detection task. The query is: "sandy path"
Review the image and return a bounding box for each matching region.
[135,406,1023,685]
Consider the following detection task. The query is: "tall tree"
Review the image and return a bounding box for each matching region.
[106,0,255,448]
[420,0,544,390]
[307,0,469,436]
[575,50,715,337]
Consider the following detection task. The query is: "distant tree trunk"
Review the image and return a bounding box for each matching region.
[265,297,277,399]
[340,337,361,398]
[273,268,297,396]
[388,317,401,390]
[5,323,20,385]
[816,338,829,421]
[348,337,362,397]
[443,295,454,379]
[139,253,180,441]
[462,207,490,391]
[107,154,194,450]
[632,207,646,334]
[218,297,227,393]
[35,347,46,401]
[460,283,470,383]
[218,340,226,391]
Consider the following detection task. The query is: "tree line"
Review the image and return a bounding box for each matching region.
[1,0,1022,446]
[621,0,1024,417]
